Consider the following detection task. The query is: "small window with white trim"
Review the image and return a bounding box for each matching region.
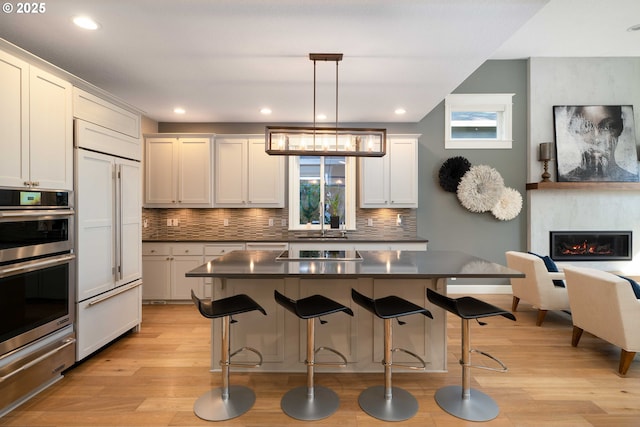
[445,93,514,149]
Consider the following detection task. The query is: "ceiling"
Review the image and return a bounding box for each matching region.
[1,0,639,124]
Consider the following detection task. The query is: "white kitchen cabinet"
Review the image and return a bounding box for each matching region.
[75,143,142,361]
[359,135,419,208]
[73,89,141,161]
[214,136,285,207]
[76,147,142,301]
[144,134,213,207]
[73,87,141,142]
[0,50,72,190]
[140,250,171,301]
[142,243,205,300]
[76,281,142,361]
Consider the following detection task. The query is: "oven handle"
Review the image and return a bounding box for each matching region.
[0,209,74,218]
[0,337,76,384]
[0,254,76,276]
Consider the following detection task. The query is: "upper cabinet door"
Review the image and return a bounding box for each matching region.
[214,136,284,208]
[247,138,284,207]
[359,135,419,208]
[0,51,72,190]
[0,50,29,188]
[387,138,418,206]
[29,66,73,190]
[144,135,213,208]
[178,137,212,205]
[214,137,246,206]
[145,137,177,205]
[359,155,388,206]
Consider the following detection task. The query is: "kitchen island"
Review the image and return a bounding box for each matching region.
[186,250,523,373]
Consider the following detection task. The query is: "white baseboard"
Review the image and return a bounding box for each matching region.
[447,284,512,294]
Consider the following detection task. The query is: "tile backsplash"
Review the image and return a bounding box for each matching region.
[142,208,417,241]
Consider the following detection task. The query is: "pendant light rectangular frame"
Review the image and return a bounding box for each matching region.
[265,126,387,157]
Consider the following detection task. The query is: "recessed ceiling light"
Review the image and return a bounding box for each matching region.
[260,108,272,115]
[627,24,640,32]
[174,107,186,114]
[72,16,100,30]
[394,108,406,115]
[316,114,327,120]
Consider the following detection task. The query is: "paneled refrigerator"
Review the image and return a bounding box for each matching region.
[74,119,142,361]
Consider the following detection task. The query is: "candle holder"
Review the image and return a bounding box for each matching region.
[538,142,553,182]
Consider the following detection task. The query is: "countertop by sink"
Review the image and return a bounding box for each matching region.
[143,235,429,243]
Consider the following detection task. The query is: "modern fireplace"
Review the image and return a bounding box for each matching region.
[550,231,632,261]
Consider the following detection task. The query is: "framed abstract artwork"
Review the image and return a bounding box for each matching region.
[553,105,639,182]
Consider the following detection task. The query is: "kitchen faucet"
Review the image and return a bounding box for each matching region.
[319,200,325,237]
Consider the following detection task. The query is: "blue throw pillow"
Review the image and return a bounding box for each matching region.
[528,252,565,287]
[617,275,640,299]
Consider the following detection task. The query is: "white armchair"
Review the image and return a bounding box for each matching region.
[505,251,570,326]
[563,266,640,375]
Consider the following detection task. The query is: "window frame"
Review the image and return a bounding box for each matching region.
[288,156,356,231]
[444,93,514,149]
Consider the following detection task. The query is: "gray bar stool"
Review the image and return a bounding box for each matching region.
[426,288,516,422]
[351,288,433,422]
[274,290,354,420]
[191,290,267,421]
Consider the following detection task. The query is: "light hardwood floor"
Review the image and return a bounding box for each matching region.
[1,294,638,426]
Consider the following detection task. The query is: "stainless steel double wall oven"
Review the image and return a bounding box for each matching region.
[0,188,76,416]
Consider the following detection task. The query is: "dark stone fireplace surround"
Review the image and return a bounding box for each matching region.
[550,231,632,261]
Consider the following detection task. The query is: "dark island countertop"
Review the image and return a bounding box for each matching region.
[185,250,523,280]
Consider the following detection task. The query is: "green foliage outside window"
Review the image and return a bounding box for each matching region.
[300,181,320,224]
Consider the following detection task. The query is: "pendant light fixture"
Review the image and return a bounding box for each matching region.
[265,53,386,157]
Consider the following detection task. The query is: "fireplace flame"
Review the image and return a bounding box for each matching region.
[560,241,613,256]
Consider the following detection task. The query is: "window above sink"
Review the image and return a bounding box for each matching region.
[288,155,356,231]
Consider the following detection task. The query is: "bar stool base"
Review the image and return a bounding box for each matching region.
[358,385,419,421]
[194,385,256,421]
[280,385,340,420]
[434,385,499,422]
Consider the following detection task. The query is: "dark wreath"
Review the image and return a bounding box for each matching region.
[438,156,471,192]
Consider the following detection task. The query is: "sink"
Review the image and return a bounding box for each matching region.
[293,234,348,240]
[276,249,362,261]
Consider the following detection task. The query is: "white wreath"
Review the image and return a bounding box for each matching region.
[456,165,504,213]
[491,187,523,221]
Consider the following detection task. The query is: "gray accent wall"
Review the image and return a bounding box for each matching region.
[415,60,529,285]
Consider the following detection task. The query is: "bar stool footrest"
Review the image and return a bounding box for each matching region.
[310,346,348,367]
[390,347,426,370]
[464,348,508,373]
[281,385,340,421]
[226,346,263,368]
[194,385,256,421]
[434,385,499,422]
[358,385,419,422]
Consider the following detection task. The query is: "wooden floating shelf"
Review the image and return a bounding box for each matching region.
[526,181,640,191]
